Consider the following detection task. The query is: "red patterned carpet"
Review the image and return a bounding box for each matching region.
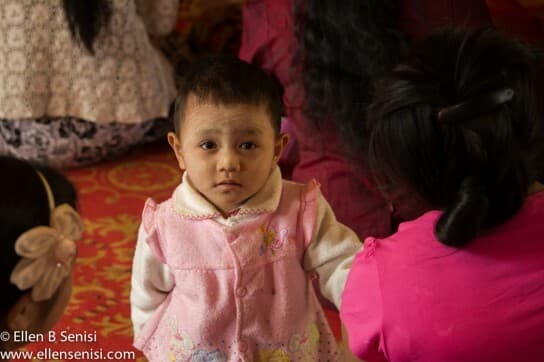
[19,140,341,361]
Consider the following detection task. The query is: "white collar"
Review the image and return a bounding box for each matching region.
[172,166,283,219]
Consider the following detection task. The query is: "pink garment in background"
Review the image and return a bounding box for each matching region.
[239,0,491,240]
[239,0,391,240]
[399,0,491,39]
[341,192,544,362]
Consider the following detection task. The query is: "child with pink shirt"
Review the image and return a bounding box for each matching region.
[341,28,544,361]
[130,56,362,361]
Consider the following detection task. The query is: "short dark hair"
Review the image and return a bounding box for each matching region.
[0,157,77,324]
[171,55,284,135]
[367,28,544,246]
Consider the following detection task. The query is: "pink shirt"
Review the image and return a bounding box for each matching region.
[341,192,544,362]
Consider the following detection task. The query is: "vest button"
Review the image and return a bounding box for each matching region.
[236,287,247,297]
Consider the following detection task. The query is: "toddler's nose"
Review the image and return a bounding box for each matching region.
[217,150,241,172]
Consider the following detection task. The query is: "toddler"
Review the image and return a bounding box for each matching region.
[130,56,362,361]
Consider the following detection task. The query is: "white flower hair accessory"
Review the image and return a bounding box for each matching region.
[10,170,82,302]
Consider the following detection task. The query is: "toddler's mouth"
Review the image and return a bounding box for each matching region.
[216,180,241,185]
[215,180,242,190]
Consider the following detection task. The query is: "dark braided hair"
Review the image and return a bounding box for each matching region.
[367,28,544,246]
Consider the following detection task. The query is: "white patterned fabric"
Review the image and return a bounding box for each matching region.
[0,0,177,124]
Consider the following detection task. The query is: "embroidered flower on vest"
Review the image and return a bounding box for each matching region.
[258,225,289,256]
[288,322,320,356]
[168,317,194,360]
[255,348,290,362]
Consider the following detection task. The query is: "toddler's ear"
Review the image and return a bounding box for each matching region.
[167,132,186,171]
[274,133,290,162]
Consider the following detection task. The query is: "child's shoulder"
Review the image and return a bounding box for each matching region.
[358,212,438,254]
[141,196,175,222]
[281,178,320,192]
[143,196,174,211]
[280,179,322,206]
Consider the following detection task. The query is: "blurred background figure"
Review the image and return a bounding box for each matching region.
[157,0,242,87]
[0,156,80,351]
[0,0,178,168]
[239,0,492,240]
[486,0,544,45]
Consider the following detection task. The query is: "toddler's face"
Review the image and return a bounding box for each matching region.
[168,96,288,216]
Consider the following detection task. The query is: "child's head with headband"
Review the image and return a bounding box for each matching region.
[367,27,544,246]
[0,156,80,350]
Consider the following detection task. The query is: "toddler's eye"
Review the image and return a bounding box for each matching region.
[199,141,216,150]
[239,142,257,150]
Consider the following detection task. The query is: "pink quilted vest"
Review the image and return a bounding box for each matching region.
[134,180,341,361]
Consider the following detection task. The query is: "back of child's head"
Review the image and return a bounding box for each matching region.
[171,55,284,135]
[0,157,77,328]
[367,27,544,246]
